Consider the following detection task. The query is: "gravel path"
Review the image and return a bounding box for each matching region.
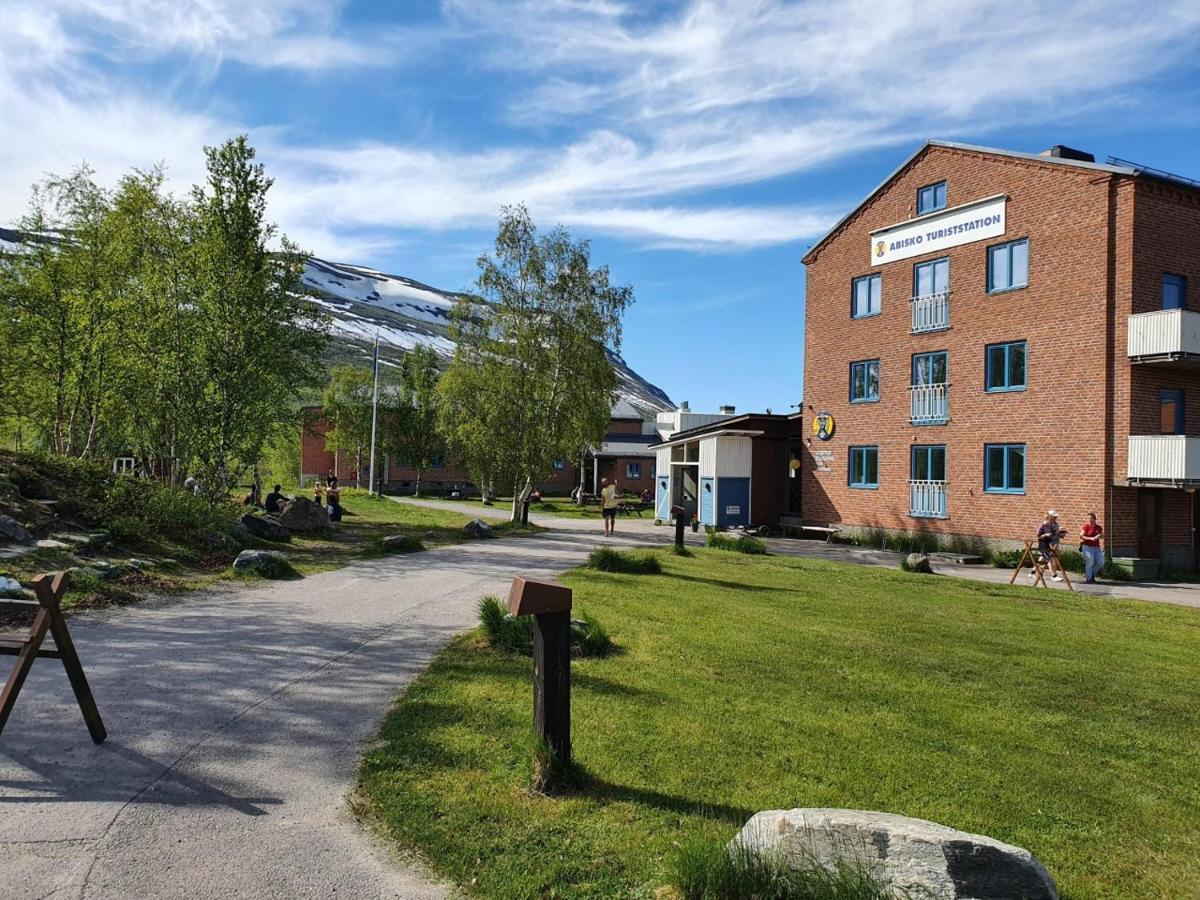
[0,511,672,899]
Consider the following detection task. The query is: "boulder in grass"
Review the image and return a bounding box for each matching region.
[278,497,330,534]
[0,515,33,545]
[232,549,299,580]
[464,518,493,538]
[0,576,34,600]
[905,553,934,574]
[731,808,1057,900]
[241,513,292,543]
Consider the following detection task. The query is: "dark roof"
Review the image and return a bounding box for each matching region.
[649,413,793,448]
[801,140,1147,265]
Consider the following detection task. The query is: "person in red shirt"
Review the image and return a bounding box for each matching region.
[1080,512,1104,584]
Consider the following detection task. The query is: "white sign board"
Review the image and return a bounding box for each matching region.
[725,505,740,516]
[870,195,1006,266]
[813,450,834,473]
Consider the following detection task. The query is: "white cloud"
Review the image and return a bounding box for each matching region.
[2,0,1200,254]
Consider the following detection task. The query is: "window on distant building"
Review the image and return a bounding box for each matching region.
[984,443,1026,493]
[917,181,947,215]
[913,257,949,298]
[987,239,1029,293]
[626,462,641,480]
[851,273,882,318]
[1162,273,1188,310]
[848,446,879,488]
[552,457,566,470]
[850,359,881,402]
[1160,390,1185,435]
[985,341,1027,392]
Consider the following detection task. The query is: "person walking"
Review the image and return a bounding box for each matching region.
[1031,510,1066,582]
[600,477,619,537]
[1080,512,1104,584]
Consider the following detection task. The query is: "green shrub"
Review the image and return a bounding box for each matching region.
[707,533,767,555]
[478,596,614,658]
[991,549,1025,569]
[587,547,662,574]
[672,837,898,900]
[233,554,301,580]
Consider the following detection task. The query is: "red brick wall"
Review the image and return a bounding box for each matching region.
[801,145,1122,546]
[608,418,646,435]
[596,457,655,495]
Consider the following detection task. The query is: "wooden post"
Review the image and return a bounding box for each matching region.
[671,504,686,550]
[507,577,573,766]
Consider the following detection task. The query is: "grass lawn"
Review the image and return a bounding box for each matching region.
[357,550,1200,899]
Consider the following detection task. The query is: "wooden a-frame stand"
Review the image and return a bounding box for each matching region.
[0,572,107,743]
[1008,540,1075,592]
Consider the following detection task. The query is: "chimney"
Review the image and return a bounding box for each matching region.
[679,401,690,412]
[1039,145,1095,163]
[719,405,736,416]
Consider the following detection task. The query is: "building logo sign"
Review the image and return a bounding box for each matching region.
[870,195,1006,266]
[812,412,835,441]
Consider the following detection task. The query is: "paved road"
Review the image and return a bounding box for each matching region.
[0,511,672,900]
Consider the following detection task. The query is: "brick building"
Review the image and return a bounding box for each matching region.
[801,140,1200,572]
[300,401,659,497]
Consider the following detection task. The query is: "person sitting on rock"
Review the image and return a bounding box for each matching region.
[264,485,286,515]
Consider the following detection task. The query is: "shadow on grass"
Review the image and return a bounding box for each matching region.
[555,763,753,826]
[661,571,792,595]
[573,671,653,697]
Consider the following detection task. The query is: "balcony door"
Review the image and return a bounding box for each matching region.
[914,258,949,298]
[912,351,948,385]
[1137,489,1161,559]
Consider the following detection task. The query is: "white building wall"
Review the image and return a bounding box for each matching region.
[656,447,672,478]
[714,436,753,477]
[699,438,717,479]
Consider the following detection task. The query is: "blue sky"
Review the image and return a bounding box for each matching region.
[4,1,1200,412]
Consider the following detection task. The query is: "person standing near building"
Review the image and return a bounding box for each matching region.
[1080,512,1104,584]
[600,477,619,536]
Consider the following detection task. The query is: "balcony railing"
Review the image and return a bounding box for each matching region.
[1127,308,1200,362]
[909,290,950,334]
[1128,435,1200,484]
[909,480,948,518]
[909,382,949,424]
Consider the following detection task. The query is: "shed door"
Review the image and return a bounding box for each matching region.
[700,477,715,527]
[717,477,750,528]
[655,475,670,520]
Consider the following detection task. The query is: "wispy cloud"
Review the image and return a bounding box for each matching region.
[2,0,1200,255]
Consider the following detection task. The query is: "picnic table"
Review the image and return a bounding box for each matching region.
[616,501,651,517]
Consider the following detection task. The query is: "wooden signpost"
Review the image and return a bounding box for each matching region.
[0,571,107,744]
[507,576,572,765]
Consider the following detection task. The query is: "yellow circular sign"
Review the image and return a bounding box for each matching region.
[812,412,835,441]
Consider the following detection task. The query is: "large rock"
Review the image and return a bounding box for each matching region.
[241,513,292,543]
[232,549,298,579]
[0,514,33,545]
[905,552,934,574]
[464,518,493,538]
[0,576,34,600]
[278,497,330,534]
[732,808,1057,900]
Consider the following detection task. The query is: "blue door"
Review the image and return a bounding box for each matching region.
[700,477,715,526]
[716,477,750,528]
[655,475,670,520]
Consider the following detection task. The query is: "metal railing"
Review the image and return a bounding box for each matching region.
[909,290,950,334]
[909,382,949,424]
[909,480,948,518]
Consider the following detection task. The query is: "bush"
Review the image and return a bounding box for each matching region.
[587,547,662,574]
[478,596,614,658]
[672,837,897,900]
[707,533,767,555]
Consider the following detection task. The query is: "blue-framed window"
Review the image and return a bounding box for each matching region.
[850,359,880,402]
[552,457,566,470]
[917,181,947,215]
[987,239,1029,293]
[1162,273,1188,310]
[984,444,1026,493]
[985,341,1027,392]
[626,462,642,480]
[913,257,949,297]
[1161,390,1185,435]
[851,273,882,318]
[848,446,879,489]
[912,351,947,385]
[911,444,946,481]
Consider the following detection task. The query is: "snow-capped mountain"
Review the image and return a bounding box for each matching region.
[301,256,674,418]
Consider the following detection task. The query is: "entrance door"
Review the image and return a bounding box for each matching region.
[655,475,670,520]
[673,465,699,520]
[1137,490,1161,559]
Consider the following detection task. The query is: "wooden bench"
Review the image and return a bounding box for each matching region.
[779,516,842,543]
[616,501,651,517]
[0,572,107,743]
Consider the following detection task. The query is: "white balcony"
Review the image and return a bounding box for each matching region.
[910,290,951,334]
[1128,435,1200,485]
[1127,309,1200,364]
[909,383,949,425]
[909,480,948,518]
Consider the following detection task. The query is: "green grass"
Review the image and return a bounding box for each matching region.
[357,550,1200,899]
[587,546,662,574]
[478,596,614,658]
[707,532,767,555]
